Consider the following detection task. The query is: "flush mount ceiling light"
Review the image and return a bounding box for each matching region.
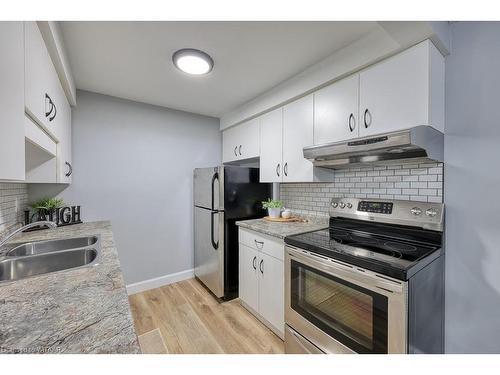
[172,48,214,75]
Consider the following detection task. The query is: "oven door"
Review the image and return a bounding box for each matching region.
[285,246,407,354]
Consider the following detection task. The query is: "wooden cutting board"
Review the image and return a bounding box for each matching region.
[263,216,305,223]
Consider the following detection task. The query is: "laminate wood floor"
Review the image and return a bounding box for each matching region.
[129,278,285,354]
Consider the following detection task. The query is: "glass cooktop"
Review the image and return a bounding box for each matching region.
[284,218,443,280]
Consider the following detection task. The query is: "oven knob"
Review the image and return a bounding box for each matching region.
[410,207,422,216]
[346,203,352,209]
[426,208,438,217]
[331,202,338,208]
[339,202,346,209]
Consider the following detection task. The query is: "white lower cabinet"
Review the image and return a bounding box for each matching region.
[239,228,284,338]
[239,243,259,312]
[257,251,285,336]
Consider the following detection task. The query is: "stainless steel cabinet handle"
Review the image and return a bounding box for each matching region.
[348,113,355,132]
[259,259,264,274]
[276,163,280,177]
[234,146,238,156]
[238,145,242,155]
[363,109,371,128]
[254,239,264,249]
[284,162,288,177]
[210,211,219,250]
[65,162,72,177]
[252,256,257,270]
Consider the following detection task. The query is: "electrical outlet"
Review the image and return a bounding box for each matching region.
[15,198,19,214]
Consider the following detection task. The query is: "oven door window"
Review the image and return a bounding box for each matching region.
[290,259,388,353]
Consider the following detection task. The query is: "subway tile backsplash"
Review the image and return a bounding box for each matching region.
[280,162,443,218]
[0,183,28,238]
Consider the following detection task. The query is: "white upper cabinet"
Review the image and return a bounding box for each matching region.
[282,95,314,182]
[260,95,330,183]
[259,108,283,182]
[25,21,69,142]
[314,74,359,144]
[24,21,73,184]
[56,92,72,183]
[359,40,445,137]
[222,118,260,163]
[0,22,25,181]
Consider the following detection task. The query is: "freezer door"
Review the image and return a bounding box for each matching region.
[194,207,224,298]
[193,167,223,210]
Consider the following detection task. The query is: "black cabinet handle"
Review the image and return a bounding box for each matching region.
[348,113,355,132]
[238,145,242,155]
[45,93,57,122]
[363,109,371,128]
[276,163,280,177]
[234,146,238,156]
[65,162,72,177]
[252,256,257,270]
[284,162,288,177]
[259,259,264,274]
[254,239,264,249]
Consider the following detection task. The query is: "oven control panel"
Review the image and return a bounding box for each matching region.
[329,197,444,231]
[358,201,393,214]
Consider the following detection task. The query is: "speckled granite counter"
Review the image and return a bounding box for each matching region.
[0,221,140,354]
[236,218,328,239]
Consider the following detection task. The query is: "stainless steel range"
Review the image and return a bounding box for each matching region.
[284,198,445,354]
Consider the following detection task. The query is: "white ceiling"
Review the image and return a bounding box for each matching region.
[60,21,378,118]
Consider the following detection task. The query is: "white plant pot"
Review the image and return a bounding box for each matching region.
[268,208,281,218]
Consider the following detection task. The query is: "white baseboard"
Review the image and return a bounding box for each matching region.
[126,268,194,295]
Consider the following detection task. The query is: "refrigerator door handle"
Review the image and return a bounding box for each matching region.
[210,211,219,250]
[211,171,219,210]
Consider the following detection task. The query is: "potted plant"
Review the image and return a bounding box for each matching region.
[262,198,284,219]
[30,197,65,223]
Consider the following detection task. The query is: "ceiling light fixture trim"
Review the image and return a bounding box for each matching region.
[172,48,214,75]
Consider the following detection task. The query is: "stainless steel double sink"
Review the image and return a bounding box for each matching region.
[0,235,101,283]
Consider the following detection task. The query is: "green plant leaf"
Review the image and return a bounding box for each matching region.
[261,198,283,209]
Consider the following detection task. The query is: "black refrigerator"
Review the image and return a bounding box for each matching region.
[193,166,271,300]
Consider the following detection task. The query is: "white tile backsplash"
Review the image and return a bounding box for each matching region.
[0,183,28,238]
[280,162,443,218]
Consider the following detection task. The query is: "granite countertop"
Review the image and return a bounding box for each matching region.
[0,221,140,354]
[236,218,328,239]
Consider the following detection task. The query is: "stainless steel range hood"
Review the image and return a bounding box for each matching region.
[303,126,444,169]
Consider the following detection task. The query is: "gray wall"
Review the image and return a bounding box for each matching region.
[445,22,500,353]
[31,90,221,285]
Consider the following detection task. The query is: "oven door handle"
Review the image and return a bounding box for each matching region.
[286,246,404,294]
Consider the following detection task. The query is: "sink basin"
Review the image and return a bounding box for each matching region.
[0,248,99,283]
[7,236,98,256]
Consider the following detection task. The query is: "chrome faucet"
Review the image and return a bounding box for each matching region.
[0,221,57,249]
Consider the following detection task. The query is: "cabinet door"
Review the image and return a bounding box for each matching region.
[282,95,314,182]
[238,118,260,160]
[314,75,359,144]
[25,21,61,140]
[258,252,284,336]
[222,126,238,163]
[359,42,431,137]
[259,108,283,182]
[239,244,259,312]
[56,94,72,183]
[0,22,25,181]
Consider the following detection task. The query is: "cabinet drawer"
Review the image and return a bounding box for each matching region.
[239,228,284,261]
